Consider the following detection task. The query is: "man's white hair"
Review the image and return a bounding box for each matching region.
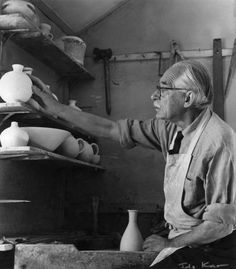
[161,59,213,109]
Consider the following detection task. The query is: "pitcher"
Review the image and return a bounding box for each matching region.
[77,139,99,163]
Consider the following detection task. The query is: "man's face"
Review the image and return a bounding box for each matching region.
[151,78,187,122]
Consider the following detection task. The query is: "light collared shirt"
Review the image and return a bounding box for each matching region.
[117,108,236,223]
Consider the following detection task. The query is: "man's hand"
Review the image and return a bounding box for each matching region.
[27,75,60,116]
[143,234,169,252]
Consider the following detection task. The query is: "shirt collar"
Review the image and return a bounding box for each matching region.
[182,107,212,137]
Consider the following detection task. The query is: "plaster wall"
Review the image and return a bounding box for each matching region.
[68,0,236,221]
[0,0,235,238]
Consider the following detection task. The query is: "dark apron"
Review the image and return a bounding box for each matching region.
[153,230,236,269]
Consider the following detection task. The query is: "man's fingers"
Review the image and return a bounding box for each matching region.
[32,85,51,98]
[28,74,51,94]
[32,85,43,95]
[31,93,45,108]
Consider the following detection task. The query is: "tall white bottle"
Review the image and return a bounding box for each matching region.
[120,209,143,251]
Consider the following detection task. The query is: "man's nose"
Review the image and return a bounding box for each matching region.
[151,90,159,100]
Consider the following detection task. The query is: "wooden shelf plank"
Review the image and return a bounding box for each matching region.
[0,14,94,80]
[0,102,32,113]
[0,200,30,203]
[12,33,94,79]
[0,146,105,170]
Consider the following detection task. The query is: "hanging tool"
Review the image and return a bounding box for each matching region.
[169,40,185,67]
[93,48,113,115]
[225,39,236,96]
[213,38,224,120]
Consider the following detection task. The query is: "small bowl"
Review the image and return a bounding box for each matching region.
[21,127,70,151]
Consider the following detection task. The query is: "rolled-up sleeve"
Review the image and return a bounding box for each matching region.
[117,118,173,152]
[203,203,236,225]
[203,145,236,225]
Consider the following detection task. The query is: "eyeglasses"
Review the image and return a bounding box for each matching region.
[151,85,191,100]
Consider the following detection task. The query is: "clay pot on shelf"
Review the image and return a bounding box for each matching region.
[91,154,101,164]
[54,38,64,50]
[77,139,99,163]
[68,99,81,111]
[0,121,29,147]
[61,36,86,65]
[57,135,82,158]
[120,209,143,251]
[1,0,40,27]
[0,64,33,103]
[39,23,53,40]
[21,127,70,152]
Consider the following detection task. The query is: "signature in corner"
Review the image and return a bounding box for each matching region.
[178,262,196,269]
[201,261,229,268]
[178,261,230,269]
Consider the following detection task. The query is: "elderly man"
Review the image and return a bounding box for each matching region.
[29,59,236,268]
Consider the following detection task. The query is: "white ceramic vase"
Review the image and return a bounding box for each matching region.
[120,209,143,251]
[0,64,33,103]
[0,121,29,147]
[68,99,81,111]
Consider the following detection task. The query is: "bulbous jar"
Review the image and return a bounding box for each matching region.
[120,209,143,251]
[0,121,29,147]
[0,64,33,103]
[61,36,87,65]
[1,0,40,26]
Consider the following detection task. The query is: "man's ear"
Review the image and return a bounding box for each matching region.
[184,91,194,108]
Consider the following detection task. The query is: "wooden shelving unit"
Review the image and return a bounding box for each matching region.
[0,102,93,140]
[0,15,101,171]
[0,103,103,170]
[0,146,105,170]
[0,14,94,79]
[12,33,94,79]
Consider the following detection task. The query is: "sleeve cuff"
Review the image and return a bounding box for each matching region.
[203,203,236,225]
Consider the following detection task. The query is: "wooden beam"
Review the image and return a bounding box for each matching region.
[225,39,236,95]
[102,48,232,62]
[32,0,74,35]
[77,0,131,35]
[213,39,224,119]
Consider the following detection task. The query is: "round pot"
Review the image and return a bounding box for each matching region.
[0,64,33,103]
[61,36,86,65]
[1,0,40,26]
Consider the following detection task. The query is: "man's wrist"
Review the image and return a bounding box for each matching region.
[51,102,67,116]
[167,237,185,248]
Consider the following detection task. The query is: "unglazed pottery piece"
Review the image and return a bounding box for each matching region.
[120,210,143,251]
[0,121,29,147]
[0,64,32,103]
[21,127,70,151]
